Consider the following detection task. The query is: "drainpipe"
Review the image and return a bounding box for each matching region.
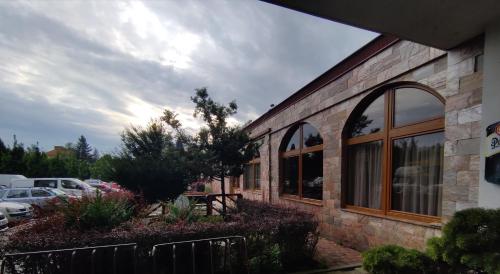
[267,128,272,203]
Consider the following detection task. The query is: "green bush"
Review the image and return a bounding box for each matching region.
[362,245,432,274]
[426,208,500,274]
[59,191,134,230]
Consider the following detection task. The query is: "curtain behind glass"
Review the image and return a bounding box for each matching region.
[347,141,382,208]
[391,133,443,216]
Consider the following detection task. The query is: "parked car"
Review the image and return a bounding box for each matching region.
[0,174,27,189]
[0,211,8,231]
[0,202,33,222]
[10,178,97,197]
[0,187,69,208]
[84,179,117,193]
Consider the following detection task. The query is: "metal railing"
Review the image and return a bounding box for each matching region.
[1,243,137,274]
[151,236,248,274]
[1,236,248,274]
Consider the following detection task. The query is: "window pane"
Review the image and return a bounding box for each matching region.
[303,124,323,147]
[7,189,29,198]
[34,180,57,188]
[347,141,383,208]
[255,163,261,189]
[62,180,79,189]
[243,165,254,189]
[394,88,444,127]
[31,189,52,197]
[349,95,385,137]
[302,151,323,200]
[283,156,299,195]
[285,127,301,151]
[391,132,444,216]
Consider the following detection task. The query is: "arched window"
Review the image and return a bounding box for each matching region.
[280,123,323,200]
[344,84,445,221]
[244,138,263,190]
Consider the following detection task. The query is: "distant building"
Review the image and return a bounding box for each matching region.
[46,146,73,158]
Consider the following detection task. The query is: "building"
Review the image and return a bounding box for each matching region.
[46,146,73,158]
[212,1,500,251]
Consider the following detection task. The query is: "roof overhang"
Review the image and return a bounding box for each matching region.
[262,0,500,49]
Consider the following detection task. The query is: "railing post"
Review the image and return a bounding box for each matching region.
[206,195,213,216]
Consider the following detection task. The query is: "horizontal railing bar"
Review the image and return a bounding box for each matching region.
[4,243,137,257]
[152,236,245,248]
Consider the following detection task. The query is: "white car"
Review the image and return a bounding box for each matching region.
[0,211,8,231]
[0,202,34,222]
[10,178,97,197]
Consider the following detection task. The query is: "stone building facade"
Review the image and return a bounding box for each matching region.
[212,35,484,251]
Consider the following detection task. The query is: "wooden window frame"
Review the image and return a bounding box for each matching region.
[244,159,261,191]
[342,84,445,223]
[280,123,324,201]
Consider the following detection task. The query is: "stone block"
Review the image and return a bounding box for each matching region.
[458,105,482,124]
[457,170,479,186]
[456,138,480,155]
[469,155,480,171]
[445,124,471,141]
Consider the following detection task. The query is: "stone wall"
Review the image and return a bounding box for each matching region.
[226,37,484,251]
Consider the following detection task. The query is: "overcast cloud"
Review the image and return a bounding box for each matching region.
[0,0,376,153]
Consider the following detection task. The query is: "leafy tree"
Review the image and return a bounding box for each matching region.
[114,120,191,201]
[164,88,254,214]
[24,144,50,177]
[90,154,116,181]
[0,135,27,175]
[0,137,7,155]
[75,135,93,161]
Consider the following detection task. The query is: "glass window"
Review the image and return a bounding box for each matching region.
[34,180,57,188]
[394,88,444,127]
[303,123,323,147]
[282,156,299,195]
[285,127,301,151]
[302,151,323,200]
[344,85,444,221]
[349,95,385,137]
[243,164,254,190]
[31,189,52,197]
[6,189,29,198]
[346,141,383,209]
[391,132,444,216]
[255,163,261,189]
[61,180,79,189]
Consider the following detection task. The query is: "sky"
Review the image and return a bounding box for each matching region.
[0,0,376,153]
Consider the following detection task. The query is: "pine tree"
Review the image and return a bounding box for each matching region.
[75,135,92,161]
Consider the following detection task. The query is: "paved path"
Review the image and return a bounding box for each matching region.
[314,237,363,269]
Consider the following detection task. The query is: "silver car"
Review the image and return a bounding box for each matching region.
[0,187,68,209]
[0,211,8,231]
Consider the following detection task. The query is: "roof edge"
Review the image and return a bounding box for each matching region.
[244,34,399,131]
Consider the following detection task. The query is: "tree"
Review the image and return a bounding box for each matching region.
[0,135,27,175]
[24,143,50,177]
[114,120,191,201]
[75,135,92,161]
[164,88,254,214]
[89,154,115,181]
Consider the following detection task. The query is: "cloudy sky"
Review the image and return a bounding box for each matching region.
[0,0,376,153]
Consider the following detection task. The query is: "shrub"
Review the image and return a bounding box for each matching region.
[426,208,500,274]
[362,245,432,274]
[7,199,318,274]
[55,190,134,230]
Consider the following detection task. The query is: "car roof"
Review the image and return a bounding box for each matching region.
[2,187,54,191]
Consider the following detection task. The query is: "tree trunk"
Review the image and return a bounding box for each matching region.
[220,172,227,215]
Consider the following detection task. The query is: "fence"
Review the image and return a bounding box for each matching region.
[0,236,247,274]
[184,193,243,216]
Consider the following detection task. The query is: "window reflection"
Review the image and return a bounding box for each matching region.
[303,123,323,147]
[350,95,385,137]
[286,127,301,151]
[283,156,299,195]
[394,88,444,127]
[302,151,323,199]
[391,133,444,216]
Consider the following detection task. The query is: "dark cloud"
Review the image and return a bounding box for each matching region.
[0,0,376,152]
